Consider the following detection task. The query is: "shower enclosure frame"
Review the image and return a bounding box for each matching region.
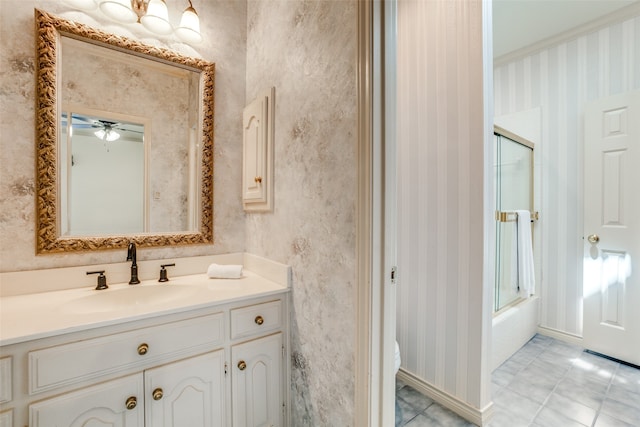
[493,125,535,314]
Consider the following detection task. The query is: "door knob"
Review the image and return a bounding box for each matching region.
[137,343,149,355]
[125,396,137,410]
[152,388,163,401]
[587,234,600,244]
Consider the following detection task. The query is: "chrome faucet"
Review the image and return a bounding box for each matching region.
[127,242,140,285]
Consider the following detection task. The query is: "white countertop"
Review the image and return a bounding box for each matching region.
[0,270,289,347]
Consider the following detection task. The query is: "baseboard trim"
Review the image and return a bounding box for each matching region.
[537,326,583,346]
[396,369,494,426]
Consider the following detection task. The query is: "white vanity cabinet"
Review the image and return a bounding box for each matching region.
[232,333,283,427]
[0,293,289,427]
[30,373,145,426]
[30,350,225,427]
[145,350,225,426]
[0,411,12,427]
[0,357,12,427]
[230,300,285,427]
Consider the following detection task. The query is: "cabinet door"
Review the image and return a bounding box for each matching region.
[30,374,144,427]
[242,87,275,212]
[145,350,225,427]
[232,333,283,427]
[243,96,267,204]
[0,410,12,427]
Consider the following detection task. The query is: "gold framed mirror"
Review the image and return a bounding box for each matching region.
[35,9,214,253]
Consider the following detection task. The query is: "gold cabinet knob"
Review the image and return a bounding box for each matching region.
[254,315,264,325]
[237,360,247,371]
[152,388,163,401]
[587,234,600,244]
[125,396,137,410]
[137,343,149,356]
[254,176,262,183]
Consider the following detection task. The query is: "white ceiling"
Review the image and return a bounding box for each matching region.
[493,0,640,58]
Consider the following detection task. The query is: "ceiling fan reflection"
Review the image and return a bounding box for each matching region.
[62,113,145,143]
[93,120,121,142]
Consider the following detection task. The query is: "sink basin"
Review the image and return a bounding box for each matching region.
[63,285,200,314]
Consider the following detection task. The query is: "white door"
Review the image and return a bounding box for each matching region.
[231,333,282,427]
[145,350,226,427]
[583,90,640,366]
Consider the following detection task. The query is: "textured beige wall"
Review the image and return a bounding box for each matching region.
[1,0,359,423]
[245,1,358,425]
[0,0,247,270]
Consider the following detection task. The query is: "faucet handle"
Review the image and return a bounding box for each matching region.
[87,270,108,290]
[159,263,176,282]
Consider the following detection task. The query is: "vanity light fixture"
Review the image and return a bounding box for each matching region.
[139,0,173,35]
[63,0,203,44]
[98,0,139,23]
[174,1,202,44]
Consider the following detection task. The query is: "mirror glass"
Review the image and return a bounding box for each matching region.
[35,9,214,253]
[61,111,146,236]
[59,35,201,237]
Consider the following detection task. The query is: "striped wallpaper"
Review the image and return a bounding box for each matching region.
[396,0,487,409]
[494,14,640,336]
[396,3,639,411]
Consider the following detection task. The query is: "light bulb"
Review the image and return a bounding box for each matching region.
[105,130,120,142]
[141,0,172,35]
[62,0,97,10]
[94,129,106,140]
[175,5,202,44]
[99,0,138,23]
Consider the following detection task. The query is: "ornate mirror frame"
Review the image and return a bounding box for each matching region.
[35,9,215,253]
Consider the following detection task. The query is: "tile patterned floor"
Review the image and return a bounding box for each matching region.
[395,380,475,426]
[395,334,640,427]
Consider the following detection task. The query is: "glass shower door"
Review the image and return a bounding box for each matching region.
[494,131,533,312]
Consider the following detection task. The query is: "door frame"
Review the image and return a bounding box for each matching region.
[356,1,495,425]
[355,0,397,425]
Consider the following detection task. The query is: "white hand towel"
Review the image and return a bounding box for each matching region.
[207,263,243,279]
[515,210,535,296]
[510,221,519,292]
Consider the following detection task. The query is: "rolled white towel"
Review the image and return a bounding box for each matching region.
[207,263,243,279]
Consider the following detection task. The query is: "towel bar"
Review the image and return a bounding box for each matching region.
[495,211,539,223]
